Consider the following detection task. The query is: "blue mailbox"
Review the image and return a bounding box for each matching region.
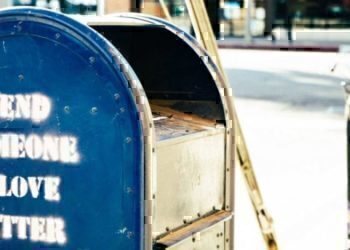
[0,8,144,250]
[0,8,235,250]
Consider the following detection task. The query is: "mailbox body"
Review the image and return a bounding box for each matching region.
[0,8,144,250]
[0,9,235,250]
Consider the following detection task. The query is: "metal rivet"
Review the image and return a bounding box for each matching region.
[55,33,61,39]
[125,137,132,144]
[127,231,134,239]
[114,93,120,100]
[126,187,133,193]
[120,107,125,113]
[89,56,95,64]
[18,74,24,81]
[90,107,98,114]
[64,106,70,114]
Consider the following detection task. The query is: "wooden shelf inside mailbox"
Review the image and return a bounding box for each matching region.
[151,105,224,142]
[154,210,232,249]
[151,104,226,237]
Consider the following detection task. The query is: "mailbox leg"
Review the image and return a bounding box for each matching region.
[342,81,350,241]
[347,102,350,240]
[347,114,350,203]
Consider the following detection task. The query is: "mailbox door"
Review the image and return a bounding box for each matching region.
[0,8,144,250]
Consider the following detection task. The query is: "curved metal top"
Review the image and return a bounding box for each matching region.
[90,13,227,122]
[0,8,144,250]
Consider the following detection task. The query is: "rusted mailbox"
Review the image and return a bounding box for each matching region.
[0,8,235,250]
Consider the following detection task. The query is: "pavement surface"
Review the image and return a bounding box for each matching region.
[218,37,349,52]
[218,29,350,52]
[218,39,336,52]
[220,49,348,250]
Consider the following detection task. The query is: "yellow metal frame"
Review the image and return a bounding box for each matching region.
[184,1,279,249]
[158,0,172,21]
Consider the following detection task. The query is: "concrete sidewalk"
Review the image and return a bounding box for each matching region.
[218,37,340,52]
[221,49,347,250]
[218,28,350,52]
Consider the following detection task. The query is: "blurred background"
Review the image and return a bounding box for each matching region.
[2,0,350,42]
[0,0,348,249]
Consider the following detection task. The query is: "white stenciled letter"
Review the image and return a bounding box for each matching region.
[31,94,51,123]
[44,177,60,202]
[11,176,28,198]
[28,177,44,199]
[0,175,7,197]
[16,216,30,240]
[46,217,67,244]
[0,94,15,120]
[25,134,43,160]
[15,95,31,119]
[30,217,46,242]
[42,136,59,162]
[1,215,13,239]
[60,136,79,163]
[0,134,11,158]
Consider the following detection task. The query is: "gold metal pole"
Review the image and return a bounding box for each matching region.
[158,0,173,22]
[184,1,279,249]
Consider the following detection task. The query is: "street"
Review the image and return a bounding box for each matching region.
[220,49,348,250]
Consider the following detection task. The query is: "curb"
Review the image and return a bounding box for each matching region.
[218,42,339,52]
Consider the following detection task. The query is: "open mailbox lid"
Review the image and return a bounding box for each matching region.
[81,14,226,120]
[0,8,235,250]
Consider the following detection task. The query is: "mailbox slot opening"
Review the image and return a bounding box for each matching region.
[91,24,225,123]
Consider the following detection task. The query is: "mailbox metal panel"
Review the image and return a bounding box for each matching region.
[155,129,225,235]
[0,8,144,250]
[85,13,235,250]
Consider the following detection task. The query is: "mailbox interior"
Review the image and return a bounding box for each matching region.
[92,24,225,121]
[91,23,230,247]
